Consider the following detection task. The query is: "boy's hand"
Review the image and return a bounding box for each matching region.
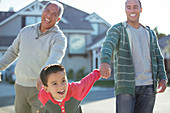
[99,63,111,79]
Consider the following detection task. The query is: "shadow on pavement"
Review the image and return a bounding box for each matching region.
[0,96,15,107]
[0,81,115,108]
[82,88,115,104]
[0,81,15,107]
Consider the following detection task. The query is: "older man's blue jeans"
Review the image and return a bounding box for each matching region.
[116,85,156,113]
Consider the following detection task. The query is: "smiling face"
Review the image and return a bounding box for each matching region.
[43,71,68,100]
[125,0,142,28]
[40,3,61,33]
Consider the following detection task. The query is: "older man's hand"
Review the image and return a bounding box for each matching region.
[99,63,111,79]
[36,76,42,91]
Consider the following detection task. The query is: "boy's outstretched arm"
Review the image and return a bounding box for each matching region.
[71,70,100,101]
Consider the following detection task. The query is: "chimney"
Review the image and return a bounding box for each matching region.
[9,7,14,12]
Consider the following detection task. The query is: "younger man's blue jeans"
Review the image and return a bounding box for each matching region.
[116,85,155,113]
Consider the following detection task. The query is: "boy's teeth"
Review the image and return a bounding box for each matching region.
[59,90,64,93]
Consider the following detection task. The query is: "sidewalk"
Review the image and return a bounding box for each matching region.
[153,87,170,113]
[82,87,170,113]
[0,81,170,113]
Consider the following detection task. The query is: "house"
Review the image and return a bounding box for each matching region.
[0,0,111,79]
[158,35,170,78]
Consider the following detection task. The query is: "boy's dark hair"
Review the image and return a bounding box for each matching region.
[40,64,65,86]
[125,0,142,8]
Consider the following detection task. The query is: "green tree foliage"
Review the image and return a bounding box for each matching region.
[164,40,170,52]
[154,27,166,39]
[154,27,170,52]
[67,69,74,80]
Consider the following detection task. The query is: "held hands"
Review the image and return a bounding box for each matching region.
[99,63,111,79]
[157,79,167,93]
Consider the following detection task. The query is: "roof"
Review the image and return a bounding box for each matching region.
[59,3,93,30]
[87,33,106,50]
[0,12,15,23]
[158,35,170,49]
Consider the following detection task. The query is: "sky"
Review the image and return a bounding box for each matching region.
[0,0,170,35]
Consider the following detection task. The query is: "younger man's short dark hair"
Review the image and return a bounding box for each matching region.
[125,0,142,8]
[40,64,65,86]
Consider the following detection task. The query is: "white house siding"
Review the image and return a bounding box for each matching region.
[86,34,93,46]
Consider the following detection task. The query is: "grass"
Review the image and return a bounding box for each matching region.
[94,80,114,87]
[93,79,170,87]
[70,78,170,88]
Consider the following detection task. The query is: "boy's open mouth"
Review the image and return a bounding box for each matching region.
[58,90,65,95]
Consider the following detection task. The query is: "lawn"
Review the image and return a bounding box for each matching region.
[93,79,170,87]
[94,79,114,87]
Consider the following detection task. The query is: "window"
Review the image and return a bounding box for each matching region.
[25,16,41,26]
[91,23,98,35]
[69,34,86,54]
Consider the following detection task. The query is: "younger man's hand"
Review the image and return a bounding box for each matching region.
[99,63,111,79]
[157,79,167,93]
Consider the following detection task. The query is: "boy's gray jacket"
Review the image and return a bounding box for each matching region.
[100,22,167,95]
[0,23,67,87]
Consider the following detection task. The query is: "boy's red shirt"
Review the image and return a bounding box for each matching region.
[38,70,100,113]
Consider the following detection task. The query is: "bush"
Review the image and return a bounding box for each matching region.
[76,67,86,80]
[94,80,114,87]
[67,69,74,80]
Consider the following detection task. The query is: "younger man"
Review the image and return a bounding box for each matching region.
[99,0,167,113]
[38,64,100,113]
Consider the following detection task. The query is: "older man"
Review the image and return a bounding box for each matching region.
[0,1,67,113]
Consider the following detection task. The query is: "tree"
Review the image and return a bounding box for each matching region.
[153,27,166,39]
[164,40,170,52]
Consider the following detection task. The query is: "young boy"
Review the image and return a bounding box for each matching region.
[38,64,100,113]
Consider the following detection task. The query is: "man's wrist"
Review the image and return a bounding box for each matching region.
[161,79,167,84]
